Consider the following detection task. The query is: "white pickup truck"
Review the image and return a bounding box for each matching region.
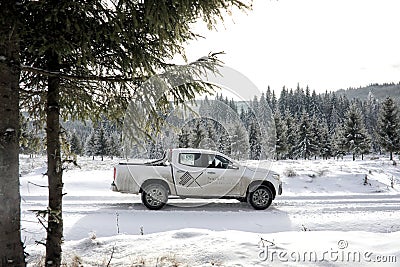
[112,148,282,210]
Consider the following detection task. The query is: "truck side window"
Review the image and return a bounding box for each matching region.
[207,154,231,169]
[179,153,209,167]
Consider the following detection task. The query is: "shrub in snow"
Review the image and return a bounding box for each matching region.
[284,168,297,177]
[70,255,82,267]
[89,231,96,240]
[317,169,329,177]
[363,175,371,186]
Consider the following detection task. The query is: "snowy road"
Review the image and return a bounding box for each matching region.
[20,157,400,265]
[21,193,400,246]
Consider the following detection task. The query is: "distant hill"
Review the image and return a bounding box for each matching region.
[336,83,400,103]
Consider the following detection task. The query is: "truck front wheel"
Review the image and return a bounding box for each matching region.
[247,186,273,210]
[141,183,168,210]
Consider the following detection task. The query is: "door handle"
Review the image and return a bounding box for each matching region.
[177,170,185,173]
[207,171,216,174]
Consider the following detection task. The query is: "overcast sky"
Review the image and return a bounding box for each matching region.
[178,0,400,95]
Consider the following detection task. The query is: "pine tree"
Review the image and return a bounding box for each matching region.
[377,97,400,160]
[284,109,298,159]
[69,131,83,155]
[148,139,164,159]
[107,133,121,159]
[85,132,96,160]
[0,2,25,264]
[319,119,332,159]
[203,121,217,150]
[278,86,287,114]
[266,86,272,106]
[218,131,231,156]
[230,124,249,160]
[293,111,318,160]
[332,124,347,159]
[329,105,340,134]
[271,90,278,112]
[343,103,371,160]
[309,90,320,117]
[259,93,270,120]
[249,119,262,160]
[178,128,191,148]
[240,106,248,127]
[310,115,322,159]
[95,126,108,161]
[251,95,259,116]
[274,111,288,160]
[365,92,380,152]
[20,115,43,157]
[191,120,207,149]
[5,1,249,264]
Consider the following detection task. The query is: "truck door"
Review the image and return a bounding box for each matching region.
[173,152,210,197]
[205,154,244,197]
[173,152,244,197]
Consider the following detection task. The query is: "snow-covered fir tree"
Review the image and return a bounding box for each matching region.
[94,125,108,161]
[85,131,96,160]
[19,115,43,156]
[310,115,322,159]
[283,109,298,159]
[329,105,340,134]
[69,131,83,155]
[332,124,347,159]
[203,121,218,151]
[365,92,380,152]
[230,124,249,160]
[293,110,318,160]
[274,111,288,160]
[218,131,231,156]
[319,118,332,159]
[190,120,207,149]
[148,139,164,159]
[248,118,262,160]
[107,133,121,159]
[178,128,191,148]
[342,103,371,160]
[377,96,400,160]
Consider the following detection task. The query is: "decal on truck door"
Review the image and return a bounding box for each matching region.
[179,171,203,187]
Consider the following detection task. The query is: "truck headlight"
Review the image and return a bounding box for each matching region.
[272,174,280,181]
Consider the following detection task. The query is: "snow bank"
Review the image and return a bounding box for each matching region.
[27,229,400,266]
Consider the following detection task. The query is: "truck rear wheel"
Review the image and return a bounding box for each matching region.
[247,185,273,210]
[141,183,168,210]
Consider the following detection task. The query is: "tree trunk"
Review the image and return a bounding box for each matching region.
[390,151,393,161]
[0,2,26,266]
[45,52,63,267]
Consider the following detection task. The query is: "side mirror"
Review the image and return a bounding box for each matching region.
[229,164,239,170]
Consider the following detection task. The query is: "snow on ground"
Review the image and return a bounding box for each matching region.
[20,155,400,266]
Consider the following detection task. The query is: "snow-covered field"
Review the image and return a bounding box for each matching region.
[20,155,400,266]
